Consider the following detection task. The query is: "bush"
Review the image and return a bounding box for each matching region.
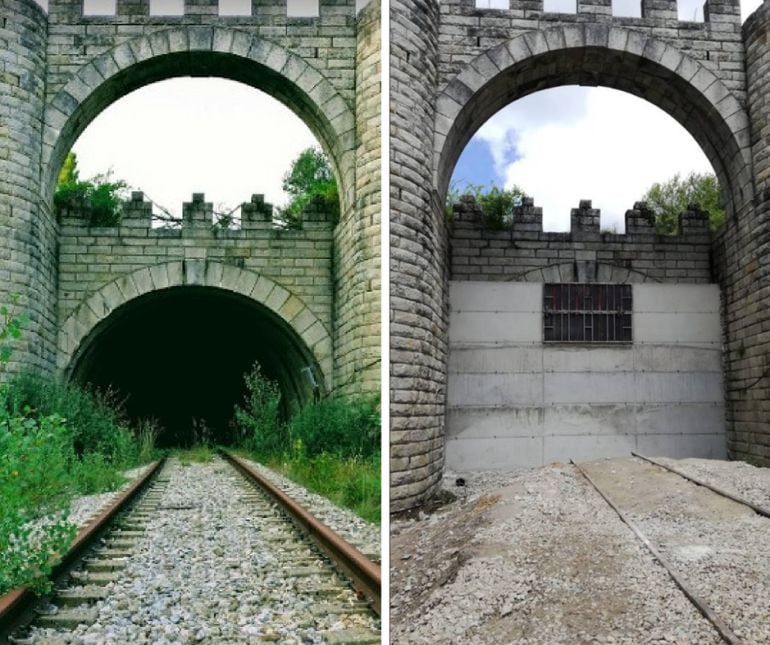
[2,372,136,467]
[233,362,285,458]
[287,395,380,458]
[446,183,528,230]
[0,414,78,594]
[54,153,128,227]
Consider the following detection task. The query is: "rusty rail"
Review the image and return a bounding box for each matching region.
[0,459,164,632]
[221,451,381,616]
[571,459,743,645]
[631,452,770,519]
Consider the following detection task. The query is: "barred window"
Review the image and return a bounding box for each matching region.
[543,284,632,343]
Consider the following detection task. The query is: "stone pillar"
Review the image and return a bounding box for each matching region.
[332,0,381,399]
[0,0,56,376]
[390,0,447,511]
[714,6,770,465]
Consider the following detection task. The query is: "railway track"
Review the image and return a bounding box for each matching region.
[573,454,770,645]
[1,454,381,644]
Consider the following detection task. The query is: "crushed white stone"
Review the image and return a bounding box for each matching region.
[391,457,770,644]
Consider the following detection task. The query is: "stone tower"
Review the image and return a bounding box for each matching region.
[0,0,56,374]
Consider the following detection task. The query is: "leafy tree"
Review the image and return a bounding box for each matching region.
[278,147,339,227]
[642,171,725,234]
[54,152,128,227]
[447,183,529,230]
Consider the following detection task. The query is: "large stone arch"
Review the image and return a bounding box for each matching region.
[434,25,753,218]
[41,26,356,210]
[58,260,333,390]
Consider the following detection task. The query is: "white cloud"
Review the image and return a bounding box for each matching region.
[474,86,712,231]
[71,77,317,216]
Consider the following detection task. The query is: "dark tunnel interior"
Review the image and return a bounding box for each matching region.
[69,286,320,447]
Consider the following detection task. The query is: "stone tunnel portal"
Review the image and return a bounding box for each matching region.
[68,286,322,447]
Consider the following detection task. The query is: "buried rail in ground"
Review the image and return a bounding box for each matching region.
[0,459,165,635]
[570,459,743,645]
[631,452,770,519]
[220,450,381,616]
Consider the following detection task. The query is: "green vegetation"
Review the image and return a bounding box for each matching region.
[0,305,158,595]
[642,171,725,234]
[233,363,380,523]
[54,152,129,226]
[278,147,339,228]
[446,183,529,230]
[176,446,215,466]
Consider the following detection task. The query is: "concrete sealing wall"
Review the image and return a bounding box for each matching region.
[446,281,726,470]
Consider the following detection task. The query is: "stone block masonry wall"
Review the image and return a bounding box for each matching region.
[333,0,381,397]
[0,0,58,376]
[437,0,745,99]
[44,0,358,103]
[57,192,334,347]
[451,198,713,283]
[390,0,450,512]
[712,1,770,467]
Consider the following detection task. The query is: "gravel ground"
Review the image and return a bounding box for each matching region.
[584,457,770,644]
[66,464,153,528]
[655,456,770,510]
[240,458,380,561]
[392,461,723,644]
[29,457,378,644]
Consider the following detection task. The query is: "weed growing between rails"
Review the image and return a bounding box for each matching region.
[0,304,160,595]
[233,363,381,524]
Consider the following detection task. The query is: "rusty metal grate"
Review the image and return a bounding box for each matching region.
[543,284,632,343]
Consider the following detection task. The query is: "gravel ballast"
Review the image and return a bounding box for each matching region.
[392,456,770,644]
[28,457,379,644]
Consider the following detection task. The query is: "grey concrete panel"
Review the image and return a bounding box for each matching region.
[633,283,720,313]
[445,436,543,471]
[635,403,726,436]
[450,312,541,343]
[543,404,637,436]
[634,312,721,343]
[449,281,541,312]
[544,372,637,404]
[543,346,635,373]
[636,433,727,459]
[447,406,545,439]
[448,345,543,374]
[543,433,637,463]
[448,373,544,406]
[633,344,722,373]
[634,372,724,403]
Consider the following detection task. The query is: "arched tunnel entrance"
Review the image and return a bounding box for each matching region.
[68,286,322,447]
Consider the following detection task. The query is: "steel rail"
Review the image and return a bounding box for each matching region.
[631,452,770,519]
[0,459,164,632]
[570,459,744,645]
[221,450,381,616]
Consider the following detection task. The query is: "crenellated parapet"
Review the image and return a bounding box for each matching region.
[450,195,712,283]
[60,191,334,239]
[57,190,334,330]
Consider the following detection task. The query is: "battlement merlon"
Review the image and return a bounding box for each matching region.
[241,194,274,230]
[46,0,356,23]
[451,194,713,239]
[441,0,740,25]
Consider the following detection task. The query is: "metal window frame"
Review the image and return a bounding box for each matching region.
[543,283,632,343]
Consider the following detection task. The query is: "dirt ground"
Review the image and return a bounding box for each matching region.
[390,457,770,644]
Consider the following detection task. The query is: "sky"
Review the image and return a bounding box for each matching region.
[72,78,317,217]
